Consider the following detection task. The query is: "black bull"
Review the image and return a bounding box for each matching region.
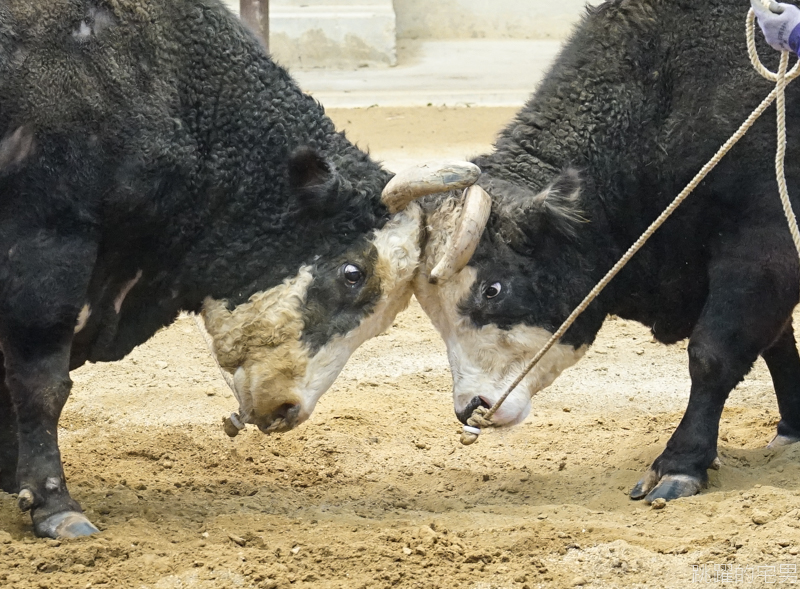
[413,0,800,504]
[0,0,479,538]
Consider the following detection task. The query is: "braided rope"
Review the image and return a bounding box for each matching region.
[461,8,800,445]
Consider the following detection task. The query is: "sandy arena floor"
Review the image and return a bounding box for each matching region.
[1,107,799,589]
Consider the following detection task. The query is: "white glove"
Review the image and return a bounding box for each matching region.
[752,1,800,53]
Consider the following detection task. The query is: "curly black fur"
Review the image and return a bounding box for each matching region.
[467,0,799,346]
[456,0,800,493]
[0,0,392,365]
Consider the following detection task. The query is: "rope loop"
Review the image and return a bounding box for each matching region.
[459,6,800,445]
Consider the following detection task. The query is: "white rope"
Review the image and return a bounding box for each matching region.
[460,7,800,445]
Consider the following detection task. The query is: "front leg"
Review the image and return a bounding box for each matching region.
[4,347,97,537]
[0,358,19,493]
[0,228,98,537]
[631,227,798,502]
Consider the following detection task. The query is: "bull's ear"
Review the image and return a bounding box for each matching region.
[489,169,585,252]
[522,168,585,239]
[288,146,344,217]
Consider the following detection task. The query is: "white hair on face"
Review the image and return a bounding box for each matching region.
[298,203,424,417]
[202,267,315,420]
[202,204,424,426]
[74,304,91,333]
[414,194,586,426]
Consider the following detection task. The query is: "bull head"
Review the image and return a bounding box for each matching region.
[202,154,482,434]
[414,169,595,428]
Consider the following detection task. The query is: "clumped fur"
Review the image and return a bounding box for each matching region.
[465,0,796,346]
[0,0,392,366]
[416,0,800,502]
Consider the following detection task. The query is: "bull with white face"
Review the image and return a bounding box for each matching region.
[0,0,478,539]
[201,158,478,434]
[415,171,604,428]
[416,0,800,504]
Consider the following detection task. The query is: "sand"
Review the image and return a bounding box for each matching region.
[1,107,798,589]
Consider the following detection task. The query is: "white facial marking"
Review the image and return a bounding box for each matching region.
[115,270,142,313]
[74,304,91,333]
[414,194,586,427]
[203,267,314,425]
[202,204,423,429]
[299,204,424,417]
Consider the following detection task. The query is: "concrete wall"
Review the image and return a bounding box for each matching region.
[222,0,238,15]
[270,0,396,68]
[221,0,397,68]
[220,0,596,68]
[394,0,596,40]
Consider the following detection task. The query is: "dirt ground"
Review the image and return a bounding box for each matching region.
[1,107,800,589]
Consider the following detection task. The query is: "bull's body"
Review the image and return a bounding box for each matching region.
[0,0,414,538]
[415,0,800,501]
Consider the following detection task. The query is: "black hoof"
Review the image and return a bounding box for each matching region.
[630,469,659,500]
[35,511,99,539]
[643,474,703,503]
[631,469,703,503]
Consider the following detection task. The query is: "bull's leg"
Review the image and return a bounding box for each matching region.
[762,325,800,447]
[0,230,97,537]
[630,230,797,503]
[0,357,19,493]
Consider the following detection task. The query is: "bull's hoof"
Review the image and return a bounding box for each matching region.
[35,511,99,539]
[630,472,704,503]
[767,433,800,449]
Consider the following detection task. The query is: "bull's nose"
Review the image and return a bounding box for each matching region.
[256,403,302,433]
[455,396,490,425]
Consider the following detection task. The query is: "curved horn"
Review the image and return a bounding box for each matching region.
[429,185,492,285]
[381,161,480,214]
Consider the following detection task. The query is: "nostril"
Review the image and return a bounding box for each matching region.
[256,403,302,434]
[274,403,300,422]
[455,396,489,425]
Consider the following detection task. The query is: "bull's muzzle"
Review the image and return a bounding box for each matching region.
[253,402,303,433]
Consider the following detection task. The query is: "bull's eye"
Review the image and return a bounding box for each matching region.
[342,263,363,285]
[485,282,502,299]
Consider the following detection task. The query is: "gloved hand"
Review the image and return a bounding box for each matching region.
[752,0,800,54]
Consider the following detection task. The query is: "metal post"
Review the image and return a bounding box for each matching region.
[240,0,269,52]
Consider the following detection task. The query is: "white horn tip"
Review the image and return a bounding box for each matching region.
[381,160,481,213]
[429,264,451,285]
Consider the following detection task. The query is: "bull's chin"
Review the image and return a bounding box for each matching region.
[488,402,531,427]
[456,392,532,428]
[253,406,308,434]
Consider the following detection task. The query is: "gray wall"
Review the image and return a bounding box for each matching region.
[393,0,596,40]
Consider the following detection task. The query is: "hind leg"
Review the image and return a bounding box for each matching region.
[0,357,19,493]
[762,324,800,447]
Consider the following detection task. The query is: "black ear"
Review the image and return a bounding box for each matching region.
[487,169,585,252]
[287,146,344,217]
[526,168,585,238]
[288,146,333,190]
